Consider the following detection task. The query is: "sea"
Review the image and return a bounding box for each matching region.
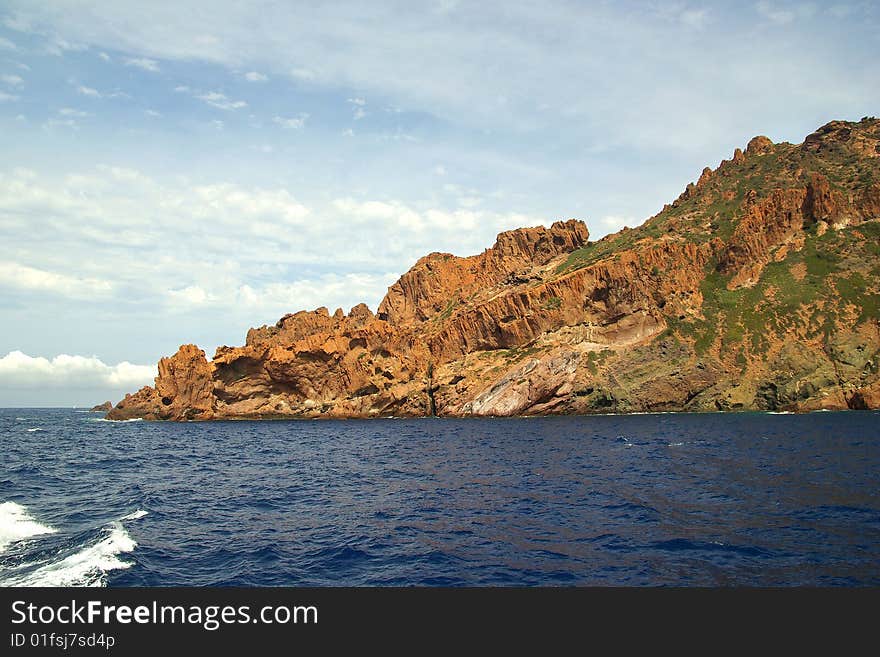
[1,408,878,587]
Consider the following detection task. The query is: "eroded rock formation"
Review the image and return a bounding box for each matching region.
[109,117,880,420]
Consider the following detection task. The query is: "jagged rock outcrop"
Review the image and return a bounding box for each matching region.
[109,117,880,420]
[377,219,590,324]
[90,401,113,412]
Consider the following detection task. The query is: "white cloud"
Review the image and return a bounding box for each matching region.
[0,262,112,298]
[0,92,19,102]
[193,183,310,223]
[0,351,155,389]
[98,51,110,61]
[272,114,308,129]
[73,85,129,100]
[244,71,267,82]
[341,128,354,137]
[1,74,24,87]
[58,107,91,117]
[331,197,536,237]
[123,57,160,72]
[347,97,367,120]
[755,1,795,24]
[0,36,17,51]
[197,91,247,110]
[144,109,162,117]
[173,85,190,93]
[168,285,211,306]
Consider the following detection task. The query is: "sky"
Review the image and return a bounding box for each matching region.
[0,1,877,406]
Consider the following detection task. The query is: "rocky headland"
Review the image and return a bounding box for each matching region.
[109,117,880,420]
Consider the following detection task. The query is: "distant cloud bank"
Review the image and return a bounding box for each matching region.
[0,351,155,389]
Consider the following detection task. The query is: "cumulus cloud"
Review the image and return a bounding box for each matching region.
[0,262,113,298]
[244,71,267,82]
[123,56,160,72]
[0,351,155,389]
[272,114,308,129]
[196,91,247,110]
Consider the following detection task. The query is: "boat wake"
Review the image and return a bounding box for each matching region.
[0,502,147,587]
[0,501,57,552]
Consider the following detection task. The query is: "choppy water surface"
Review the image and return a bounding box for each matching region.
[1,409,878,586]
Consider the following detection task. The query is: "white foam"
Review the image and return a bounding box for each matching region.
[91,418,143,423]
[668,442,684,447]
[0,502,57,553]
[3,522,137,587]
[25,427,43,432]
[120,509,148,521]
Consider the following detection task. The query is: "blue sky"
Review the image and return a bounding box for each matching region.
[0,1,877,405]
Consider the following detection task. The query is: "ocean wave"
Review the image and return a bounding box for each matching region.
[90,418,144,423]
[2,522,137,587]
[0,502,57,553]
[0,506,146,587]
[25,428,43,432]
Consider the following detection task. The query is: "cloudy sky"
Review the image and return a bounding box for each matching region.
[0,1,877,406]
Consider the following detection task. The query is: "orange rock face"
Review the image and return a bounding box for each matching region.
[108,118,880,420]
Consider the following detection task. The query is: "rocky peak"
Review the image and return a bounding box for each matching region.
[803,117,880,157]
[745,135,774,156]
[490,219,590,264]
[246,307,339,347]
[377,219,589,325]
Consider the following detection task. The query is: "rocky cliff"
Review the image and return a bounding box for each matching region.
[109,117,880,420]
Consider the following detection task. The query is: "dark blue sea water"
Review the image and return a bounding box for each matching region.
[1,408,878,586]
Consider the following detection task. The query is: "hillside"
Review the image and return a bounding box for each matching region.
[109,117,880,420]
